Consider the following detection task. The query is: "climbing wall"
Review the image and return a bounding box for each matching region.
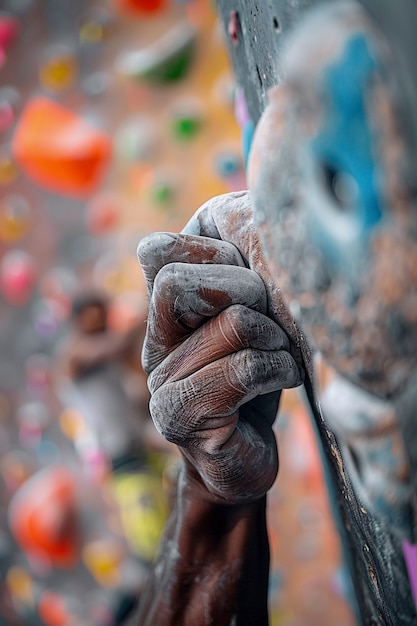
[216,2,356,625]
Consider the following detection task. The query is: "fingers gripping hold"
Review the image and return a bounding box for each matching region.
[149,347,301,502]
[150,348,301,446]
[137,232,246,298]
[148,305,291,393]
[143,263,268,373]
[137,223,304,502]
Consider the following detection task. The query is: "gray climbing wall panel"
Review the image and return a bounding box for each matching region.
[216,0,322,122]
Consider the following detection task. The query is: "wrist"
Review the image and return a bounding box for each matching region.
[165,460,270,626]
[176,458,267,561]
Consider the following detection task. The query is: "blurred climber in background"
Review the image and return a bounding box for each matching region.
[57,288,150,472]
[56,288,171,574]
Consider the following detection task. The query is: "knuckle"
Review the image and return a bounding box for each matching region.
[147,362,168,393]
[153,262,200,307]
[228,349,263,391]
[149,393,179,444]
[227,349,302,395]
[222,305,288,351]
[149,383,195,446]
[152,263,179,300]
[225,303,250,325]
[222,304,250,343]
[136,233,156,265]
[136,232,174,266]
[273,351,303,387]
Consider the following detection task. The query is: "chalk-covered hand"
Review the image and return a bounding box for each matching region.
[132,193,304,626]
[138,228,302,504]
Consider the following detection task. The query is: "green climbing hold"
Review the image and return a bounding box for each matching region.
[171,113,202,140]
[151,180,174,205]
[116,21,196,84]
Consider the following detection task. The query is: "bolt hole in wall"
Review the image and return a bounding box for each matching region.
[320,162,359,211]
[228,10,240,46]
[273,16,281,33]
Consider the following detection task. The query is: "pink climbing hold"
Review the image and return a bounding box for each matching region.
[228,11,239,46]
[0,99,14,132]
[0,13,19,50]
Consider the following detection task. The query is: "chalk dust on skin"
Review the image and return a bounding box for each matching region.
[137,232,247,299]
[184,191,307,374]
[196,288,233,315]
[148,304,290,396]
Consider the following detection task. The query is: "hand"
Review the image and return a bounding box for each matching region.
[138,230,303,504]
[182,190,309,375]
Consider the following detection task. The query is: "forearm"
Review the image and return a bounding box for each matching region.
[129,462,270,626]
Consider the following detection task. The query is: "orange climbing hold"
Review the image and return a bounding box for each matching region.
[8,466,79,568]
[12,97,111,197]
[38,591,70,626]
[112,0,166,15]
